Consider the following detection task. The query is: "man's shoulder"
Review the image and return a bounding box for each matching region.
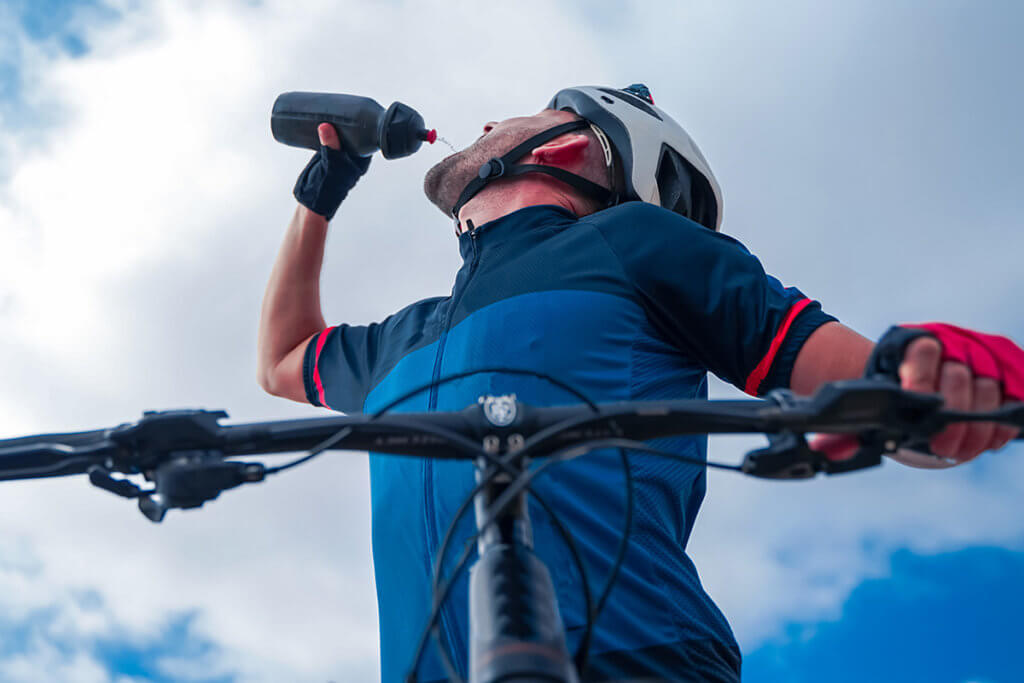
[580,201,726,265]
[381,295,446,329]
[582,201,713,242]
[586,199,685,224]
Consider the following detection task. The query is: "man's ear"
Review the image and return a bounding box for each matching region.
[531,133,590,165]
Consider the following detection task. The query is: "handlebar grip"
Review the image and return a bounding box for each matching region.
[863,327,941,455]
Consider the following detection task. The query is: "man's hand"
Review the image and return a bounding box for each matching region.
[292,122,371,221]
[899,330,1021,462]
[795,322,1022,467]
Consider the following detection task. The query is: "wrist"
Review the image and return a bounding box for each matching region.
[298,204,331,229]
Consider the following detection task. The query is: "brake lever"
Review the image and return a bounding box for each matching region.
[88,465,145,498]
[137,453,266,523]
[740,381,946,479]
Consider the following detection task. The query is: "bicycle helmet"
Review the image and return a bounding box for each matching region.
[550,84,722,230]
[451,83,722,231]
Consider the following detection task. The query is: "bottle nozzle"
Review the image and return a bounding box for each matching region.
[420,129,437,144]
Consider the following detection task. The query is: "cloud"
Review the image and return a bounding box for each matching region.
[0,0,621,680]
[0,540,230,683]
[0,1,1022,681]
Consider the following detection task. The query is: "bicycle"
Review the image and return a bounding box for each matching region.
[1,357,1021,682]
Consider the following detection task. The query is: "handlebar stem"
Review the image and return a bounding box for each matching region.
[467,447,579,683]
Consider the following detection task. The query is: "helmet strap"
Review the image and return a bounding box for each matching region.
[588,122,618,200]
[451,120,615,224]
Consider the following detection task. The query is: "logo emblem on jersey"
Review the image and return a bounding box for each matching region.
[480,394,517,427]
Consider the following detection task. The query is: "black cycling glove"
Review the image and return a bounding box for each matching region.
[293,141,371,220]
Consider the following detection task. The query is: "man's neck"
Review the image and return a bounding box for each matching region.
[456,182,582,234]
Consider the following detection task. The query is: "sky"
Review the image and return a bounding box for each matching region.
[0,0,1022,681]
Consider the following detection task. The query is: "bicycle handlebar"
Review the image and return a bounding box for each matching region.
[4,380,1023,471]
[2,377,1022,681]
[1,379,1021,518]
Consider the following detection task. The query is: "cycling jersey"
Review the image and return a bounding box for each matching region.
[304,202,836,682]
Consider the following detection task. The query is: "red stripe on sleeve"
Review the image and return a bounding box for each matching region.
[313,326,336,409]
[744,298,813,396]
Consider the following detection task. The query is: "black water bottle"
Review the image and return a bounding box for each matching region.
[271,92,436,159]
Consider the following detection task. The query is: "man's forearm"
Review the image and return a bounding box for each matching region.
[790,321,874,395]
[257,205,330,393]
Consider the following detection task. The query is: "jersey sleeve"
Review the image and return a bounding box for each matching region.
[594,203,837,396]
[302,297,443,412]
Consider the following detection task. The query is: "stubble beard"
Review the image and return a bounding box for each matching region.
[422,127,526,218]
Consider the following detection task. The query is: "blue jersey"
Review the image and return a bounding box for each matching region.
[304,203,835,682]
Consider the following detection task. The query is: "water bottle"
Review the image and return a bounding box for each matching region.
[271,92,436,159]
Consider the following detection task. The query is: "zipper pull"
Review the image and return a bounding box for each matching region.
[466,219,479,239]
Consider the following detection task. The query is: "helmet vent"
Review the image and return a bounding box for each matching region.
[655,145,717,230]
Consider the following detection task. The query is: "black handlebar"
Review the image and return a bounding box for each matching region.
[1,379,1021,522]
[1,377,1021,682]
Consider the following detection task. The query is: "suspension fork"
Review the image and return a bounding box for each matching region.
[468,437,579,683]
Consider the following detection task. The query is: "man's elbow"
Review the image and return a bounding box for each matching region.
[257,344,311,404]
[257,363,284,397]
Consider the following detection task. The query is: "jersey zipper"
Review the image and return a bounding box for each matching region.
[423,227,480,673]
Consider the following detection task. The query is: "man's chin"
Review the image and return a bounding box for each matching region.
[423,153,468,217]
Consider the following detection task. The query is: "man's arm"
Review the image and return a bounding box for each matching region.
[789,321,873,395]
[258,123,349,403]
[257,204,328,402]
[790,321,1018,464]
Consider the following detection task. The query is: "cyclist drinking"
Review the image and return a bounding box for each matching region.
[257,84,1022,682]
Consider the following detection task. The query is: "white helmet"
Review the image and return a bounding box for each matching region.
[452,83,722,231]
[549,84,723,231]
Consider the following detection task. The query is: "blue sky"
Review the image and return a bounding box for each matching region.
[0,0,107,102]
[0,1,1022,681]
[745,546,1024,683]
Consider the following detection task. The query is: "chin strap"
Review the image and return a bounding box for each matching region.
[451,120,616,224]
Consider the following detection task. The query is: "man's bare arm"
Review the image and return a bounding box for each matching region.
[789,321,874,396]
[258,122,357,402]
[257,204,328,403]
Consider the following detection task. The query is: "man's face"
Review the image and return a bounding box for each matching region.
[423,108,579,218]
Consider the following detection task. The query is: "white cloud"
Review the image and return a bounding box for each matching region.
[0,644,110,683]
[1,0,1022,680]
[0,0,618,680]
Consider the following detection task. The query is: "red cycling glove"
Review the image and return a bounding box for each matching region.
[902,323,1024,402]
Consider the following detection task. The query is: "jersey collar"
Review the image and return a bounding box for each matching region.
[456,205,577,261]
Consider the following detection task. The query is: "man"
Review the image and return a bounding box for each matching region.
[257,84,1022,681]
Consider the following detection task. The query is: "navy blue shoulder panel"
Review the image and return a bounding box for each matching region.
[303,296,445,412]
[586,202,837,394]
